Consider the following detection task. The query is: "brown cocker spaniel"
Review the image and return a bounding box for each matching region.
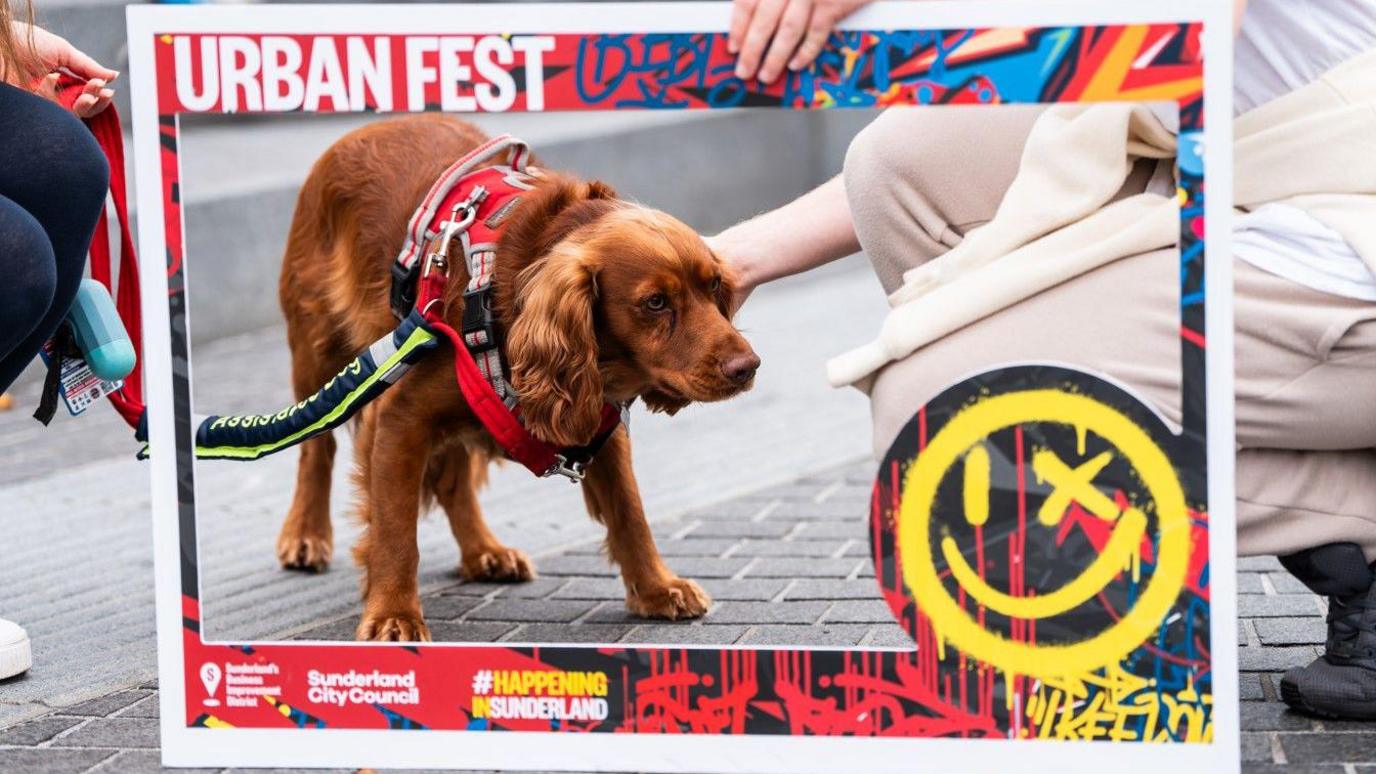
[275,114,760,641]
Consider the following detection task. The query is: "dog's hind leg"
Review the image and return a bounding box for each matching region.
[427,444,535,583]
[581,428,710,620]
[275,327,345,572]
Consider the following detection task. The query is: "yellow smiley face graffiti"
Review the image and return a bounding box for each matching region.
[896,388,1191,680]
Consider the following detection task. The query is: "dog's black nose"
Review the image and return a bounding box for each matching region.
[721,352,760,384]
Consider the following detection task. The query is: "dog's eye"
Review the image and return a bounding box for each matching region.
[710,276,722,293]
[645,293,668,312]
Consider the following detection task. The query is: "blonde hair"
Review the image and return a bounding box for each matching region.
[1,0,43,87]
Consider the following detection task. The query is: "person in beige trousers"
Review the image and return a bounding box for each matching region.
[711,1,1376,721]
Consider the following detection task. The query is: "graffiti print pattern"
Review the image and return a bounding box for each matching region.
[872,367,1212,742]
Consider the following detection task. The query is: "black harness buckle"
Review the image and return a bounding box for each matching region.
[460,286,499,355]
[390,261,420,320]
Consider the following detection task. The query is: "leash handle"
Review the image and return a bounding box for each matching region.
[55,75,146,431]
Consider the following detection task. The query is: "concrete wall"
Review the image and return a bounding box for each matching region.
[179,109,878,343]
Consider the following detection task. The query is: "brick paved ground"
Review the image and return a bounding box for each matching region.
[2,455,1372,771]
[289,459,914,648]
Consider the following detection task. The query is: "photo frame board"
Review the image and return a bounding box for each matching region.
[126,2,1238,771]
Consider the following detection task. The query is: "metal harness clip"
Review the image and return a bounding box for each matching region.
[547,454,587,483]
[423,185,489,280]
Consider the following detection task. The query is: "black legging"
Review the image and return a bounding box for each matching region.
[0,82,110,393]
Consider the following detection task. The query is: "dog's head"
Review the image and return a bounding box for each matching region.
[495,175,759,447]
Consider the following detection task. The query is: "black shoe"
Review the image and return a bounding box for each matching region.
[1277,542,1376,720]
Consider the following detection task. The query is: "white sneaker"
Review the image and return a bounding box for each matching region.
[0,618,32,679]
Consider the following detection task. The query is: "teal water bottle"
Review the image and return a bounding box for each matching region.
[68,279,135,381]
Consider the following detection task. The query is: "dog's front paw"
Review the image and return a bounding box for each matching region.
[276,529,332,572]
[356,612,431,642]
[627,577,711,620]
[461,546,536,583]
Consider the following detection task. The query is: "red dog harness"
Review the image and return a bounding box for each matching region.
[393,135,623,481]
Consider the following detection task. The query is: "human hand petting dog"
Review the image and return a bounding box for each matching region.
[728,0,876,84]
[12,22,118,118]
[708,174,861,314]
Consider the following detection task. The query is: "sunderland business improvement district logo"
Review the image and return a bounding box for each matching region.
[870,365,1211,742]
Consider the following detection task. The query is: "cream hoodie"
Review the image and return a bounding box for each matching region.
[828,49,1376,392]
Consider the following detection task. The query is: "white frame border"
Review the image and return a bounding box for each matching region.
[127,2,1238,771]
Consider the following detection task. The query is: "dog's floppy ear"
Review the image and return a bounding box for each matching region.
[506,248,605,447]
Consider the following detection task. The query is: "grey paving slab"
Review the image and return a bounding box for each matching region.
[681,500,777,521]
[0,747,114,773]
[1239,594,1325,618]
[841,541,873,557]
[50,716,159,748]
[0,715,82,746]
[822,600,896,624]
[441,578,570,599]
[86,749,219,774]
[58,690,152,718]
[738,625,873,647]
[1239,645,1324,673]
[426,623,521,643]
[697,579,791,601]
[501,624,633,644]
[467,599,598,623]
[620,625,750,645]
[684,521,794,539]
[784,579,887,600]
[578,603,656,625]
[1238,702,1317,732]
[650,557,753,579]
[794,521,869,540]
[1241,731,1274,762]
[220,769,353,774]
[566,538,738,558]
[861,626,917,648]
[1239,556,1286,572]
[754,482,847,501]
[1280,733,1376,764]
[1254,618,1328,646]
[0,701,53,729]
[421,595,486,621]
[290,618,359,641]
[550,578,627,600]
[742,558,863,578]
[708,602,830,625]
[115,695,158,720]
[533,555,622,577]
[729,539,848,557]
[1269,572,1317,594]
[1243,760,1348,765]
[760,499,873,521]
